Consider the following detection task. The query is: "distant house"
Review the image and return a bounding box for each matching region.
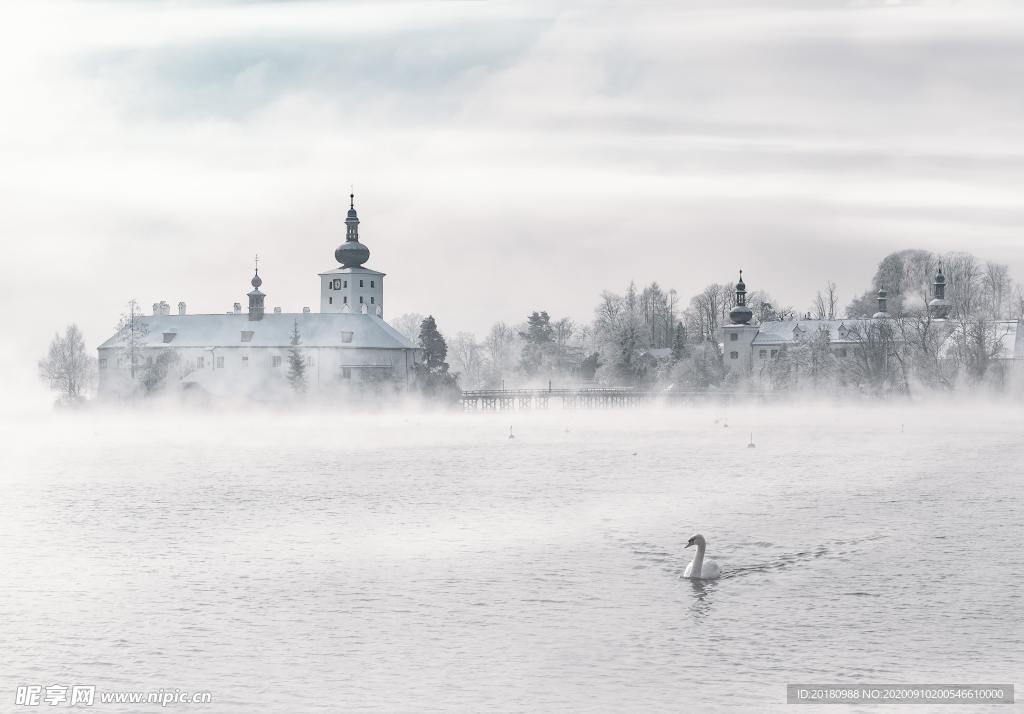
[97,195,420,398]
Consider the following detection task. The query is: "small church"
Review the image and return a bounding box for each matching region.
[97,196,420,398]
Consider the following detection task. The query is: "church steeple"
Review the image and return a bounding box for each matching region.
[247,255,265,321]
[928,263,951,319]
[728,270,753,324]
[335,193,370,267]
[345,193,359,242]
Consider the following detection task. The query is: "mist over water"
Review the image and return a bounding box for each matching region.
[1,404,1021,712]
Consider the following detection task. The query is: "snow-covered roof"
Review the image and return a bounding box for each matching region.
[750,319,877,345]
[97,312,416,350]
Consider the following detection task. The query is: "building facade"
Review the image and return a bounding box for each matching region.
[97,196,419,398]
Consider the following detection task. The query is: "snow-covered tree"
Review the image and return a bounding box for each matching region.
[286,319,306,393]
[38,324,95,400]
[114,299,149,383]
[415,316,459,400]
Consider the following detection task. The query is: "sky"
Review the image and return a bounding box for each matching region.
[4,0,1024,395]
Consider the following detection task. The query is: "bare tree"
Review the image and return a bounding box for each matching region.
[392,312,426,344]
[983,261,1011,319]
[812,281,839,320]
[482,322,516,387]
[39,324,95,400]
[449,332,484,388]
[114,299,148,382]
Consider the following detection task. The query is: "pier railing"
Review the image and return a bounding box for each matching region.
[459,387,771,411]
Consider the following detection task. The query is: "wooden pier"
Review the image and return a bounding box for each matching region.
[461,388,691,411]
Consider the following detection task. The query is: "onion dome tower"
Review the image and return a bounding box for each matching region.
[728,270,753,325]
[872,287,889,319]
[928,264,951,319]
[334,193,370,268]
[247,258,265,321]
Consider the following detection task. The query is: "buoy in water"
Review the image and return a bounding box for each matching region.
[747,432,756,449]
[509,426,515,439]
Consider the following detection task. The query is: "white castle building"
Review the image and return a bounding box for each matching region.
[97,196,419,398]
[720,267,1023,382]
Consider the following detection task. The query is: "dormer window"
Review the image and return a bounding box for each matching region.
[340,331,354,343]
[162,332,176,343]
[241,330,254,342]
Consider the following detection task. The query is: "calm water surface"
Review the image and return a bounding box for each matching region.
[1,405,1021,712]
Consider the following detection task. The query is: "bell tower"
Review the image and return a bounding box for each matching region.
[319,194,385,316]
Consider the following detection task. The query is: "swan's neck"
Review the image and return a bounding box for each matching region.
[691,543,706,577]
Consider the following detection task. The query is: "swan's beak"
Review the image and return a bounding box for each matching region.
[685,542,693,548]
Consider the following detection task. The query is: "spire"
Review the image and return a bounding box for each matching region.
[335,191,370,267]
[873,287,889,319]
[728,269,753,324]
[247,256,265,321]
[929,262,950,318]
[251,254,263,289]
[345,193,360,242]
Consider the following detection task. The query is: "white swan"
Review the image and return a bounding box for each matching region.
[684,533,721,580]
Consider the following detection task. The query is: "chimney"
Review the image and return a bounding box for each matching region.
[233,302,241,314]
[178,301,187,315]
[152,302,160,315]
[273,306,281,314]
[877,288,887,315]
[302,306,310,313]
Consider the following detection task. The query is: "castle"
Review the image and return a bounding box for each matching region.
[96,196,419,398]
[720,267,1022,382]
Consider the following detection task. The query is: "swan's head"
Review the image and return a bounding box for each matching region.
[685,533,706,549]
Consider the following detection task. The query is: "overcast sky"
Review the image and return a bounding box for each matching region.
[4,0,1024,393]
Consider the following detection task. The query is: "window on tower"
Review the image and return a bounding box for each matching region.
[359,280,364,287]
[359,296,364,304]
[343,296,348,304]
[730,333,738,341]
[344,280,348,288]
[370,297,375,304]
[329,297,333,304]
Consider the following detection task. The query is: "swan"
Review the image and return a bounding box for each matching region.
[683,533,721,580]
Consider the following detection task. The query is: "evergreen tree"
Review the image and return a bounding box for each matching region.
[286,319,306,393]
[518,311,555,376]
[415,315,459,399]
[671,321,687,361]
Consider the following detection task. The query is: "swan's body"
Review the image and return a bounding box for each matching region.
[684,533,721,580]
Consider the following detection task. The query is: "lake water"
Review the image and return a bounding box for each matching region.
[1,404,1021,712]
